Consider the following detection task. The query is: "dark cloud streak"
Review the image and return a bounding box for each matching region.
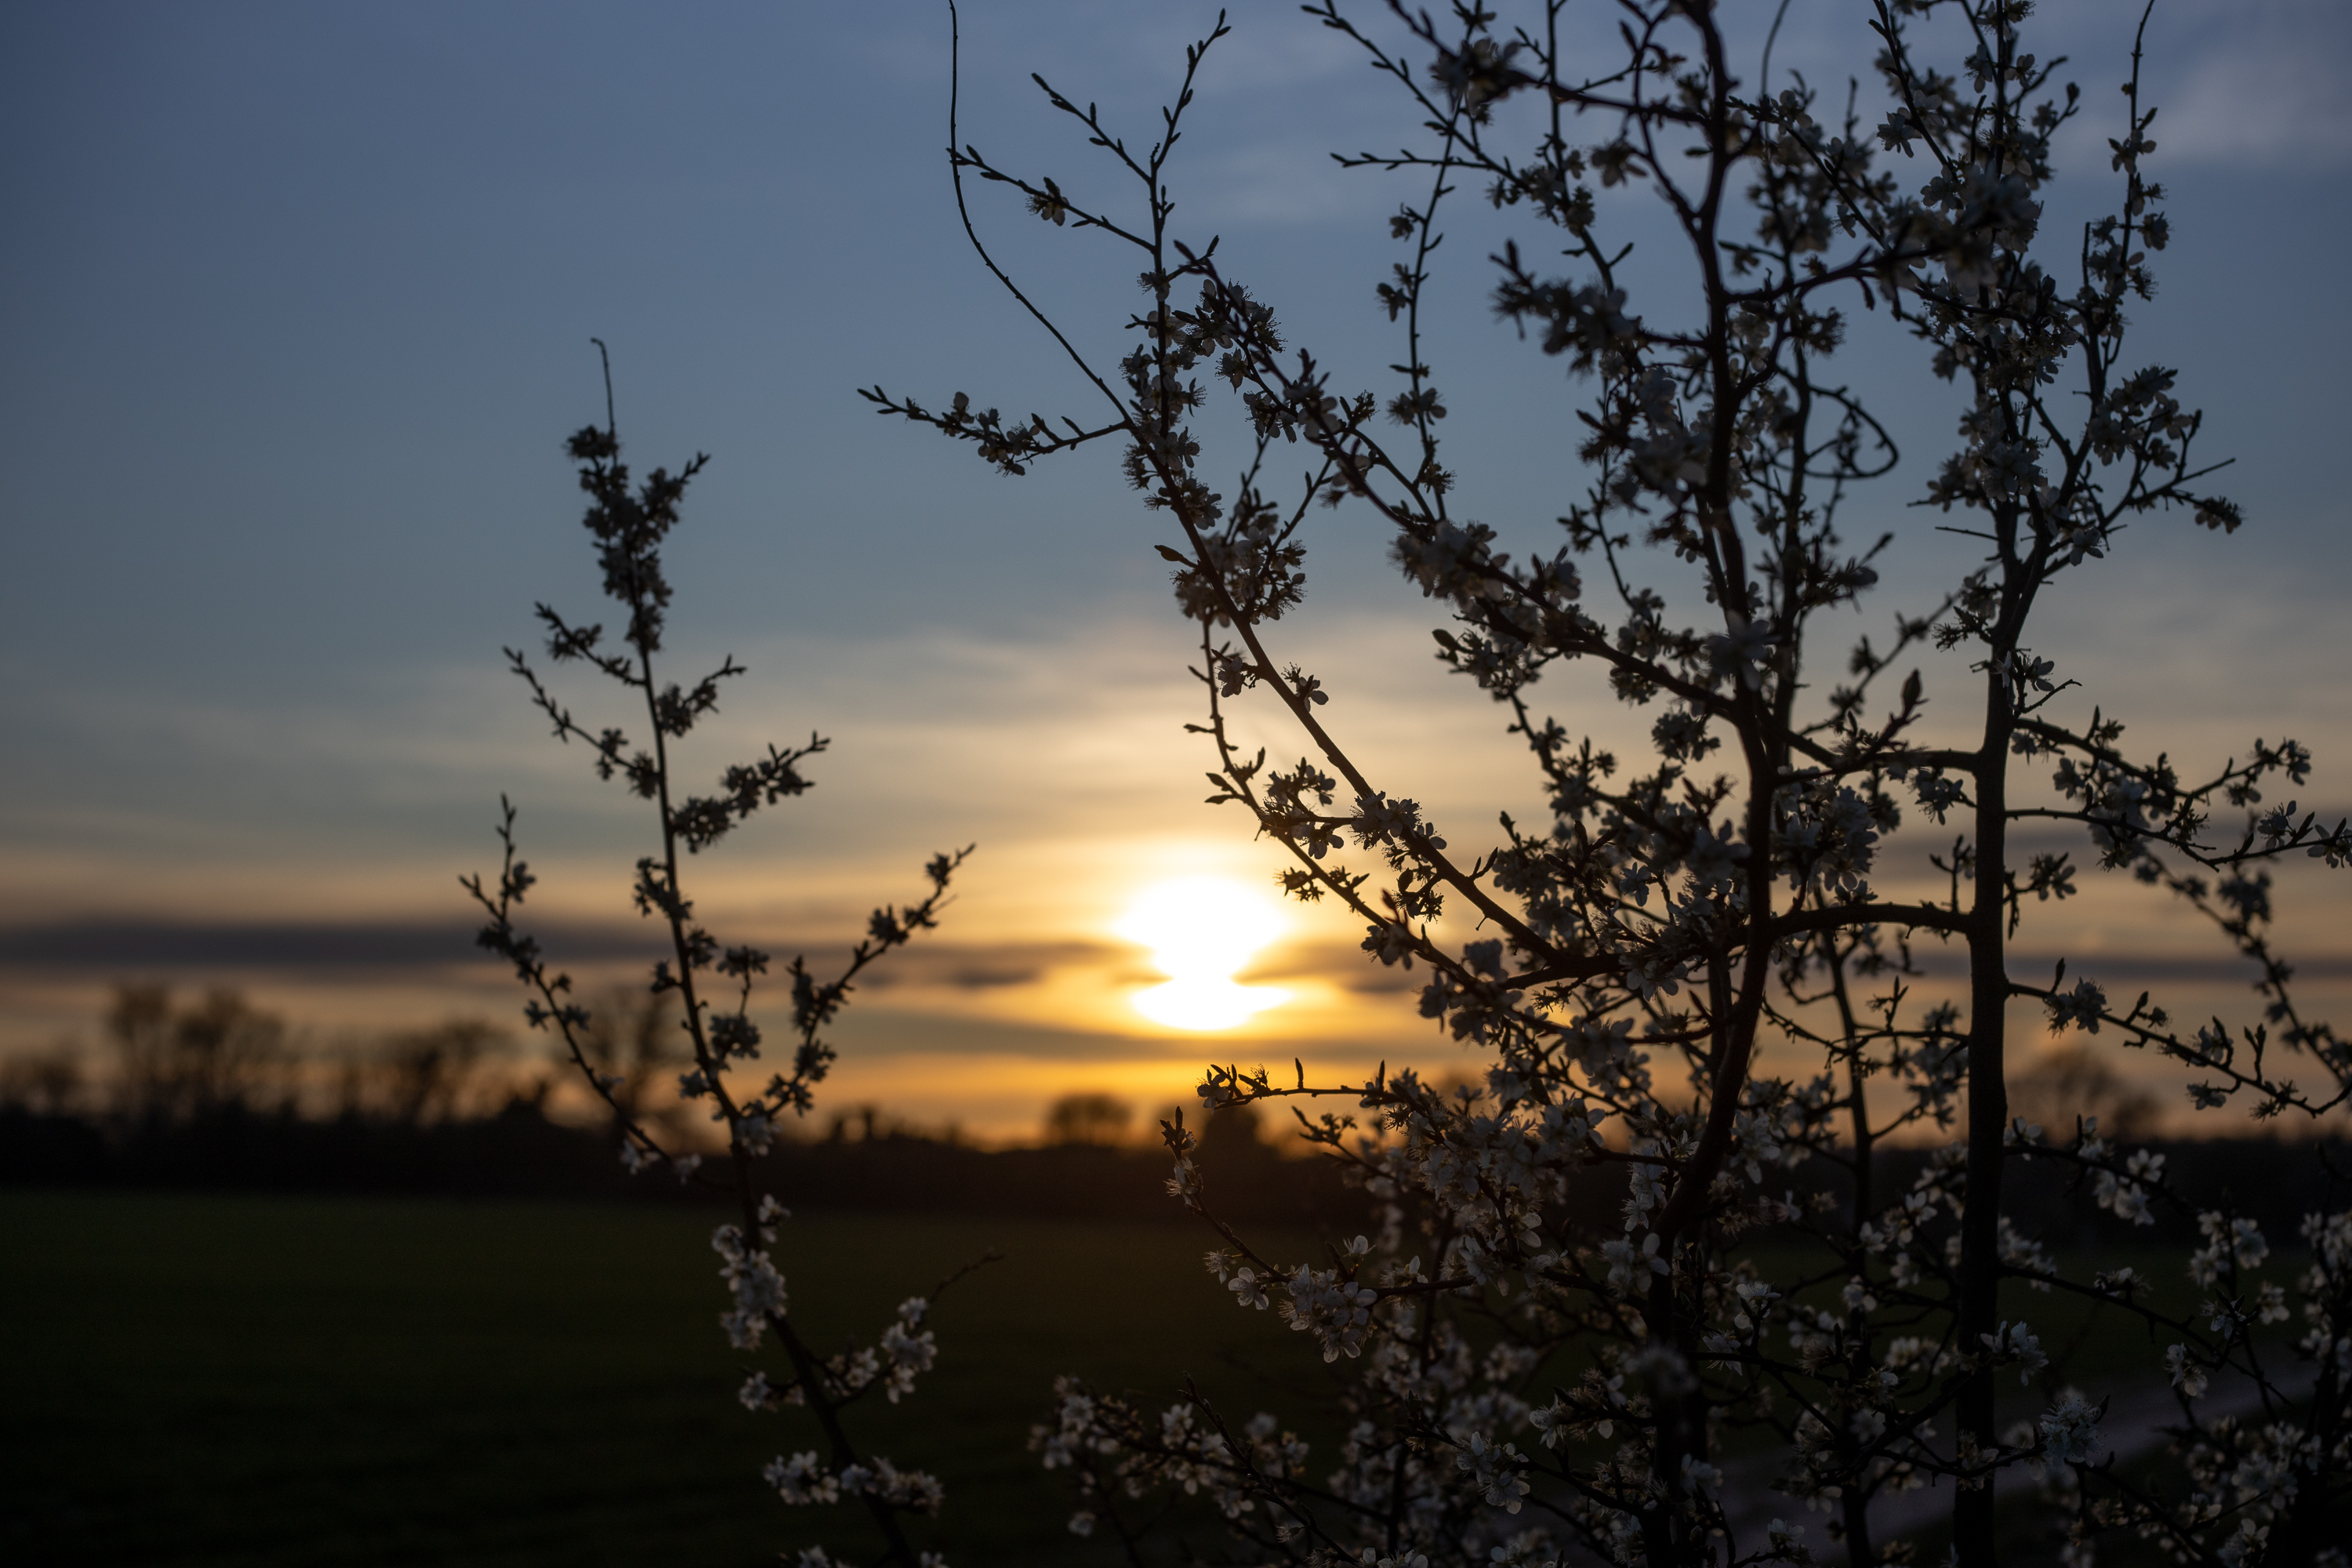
[0,918,658,971]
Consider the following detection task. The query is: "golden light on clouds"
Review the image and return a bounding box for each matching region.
[1113,875,1291,1032]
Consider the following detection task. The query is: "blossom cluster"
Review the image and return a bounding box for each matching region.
[881,1,2352,1563]
[466,376,975,1566]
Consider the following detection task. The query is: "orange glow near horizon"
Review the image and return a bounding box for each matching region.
[1113,876,1290,1032]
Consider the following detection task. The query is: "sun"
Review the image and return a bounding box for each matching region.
[1113,876,1290,1031]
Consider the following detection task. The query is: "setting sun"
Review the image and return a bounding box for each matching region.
[1112,876,1290,1031]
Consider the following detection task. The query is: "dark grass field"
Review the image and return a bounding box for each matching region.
[0,1190,1335,1567]
[3,1189,2304,1566]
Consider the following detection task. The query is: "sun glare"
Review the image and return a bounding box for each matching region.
[1113,876,1290,1031]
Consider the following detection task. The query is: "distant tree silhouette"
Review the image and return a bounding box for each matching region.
[379,1018,506,1127]
[574,982,681,1136]
[1043,1091,1135,1145]
[108,984,288,1123]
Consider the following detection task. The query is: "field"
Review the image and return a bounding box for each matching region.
[3,1189,2303,1566]
[0,1190,1333,1567]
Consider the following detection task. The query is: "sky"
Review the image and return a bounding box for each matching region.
[3,0,2349,1142]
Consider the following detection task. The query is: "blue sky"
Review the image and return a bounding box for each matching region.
[3,0,2347,1134]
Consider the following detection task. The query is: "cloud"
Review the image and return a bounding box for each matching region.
[851,938,1113,993]
[2007,0,2352,172]
[0,916,658,971]
[1715,0,2352,172]
[1185,140,1384,227]
[2149,48,2352,169]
